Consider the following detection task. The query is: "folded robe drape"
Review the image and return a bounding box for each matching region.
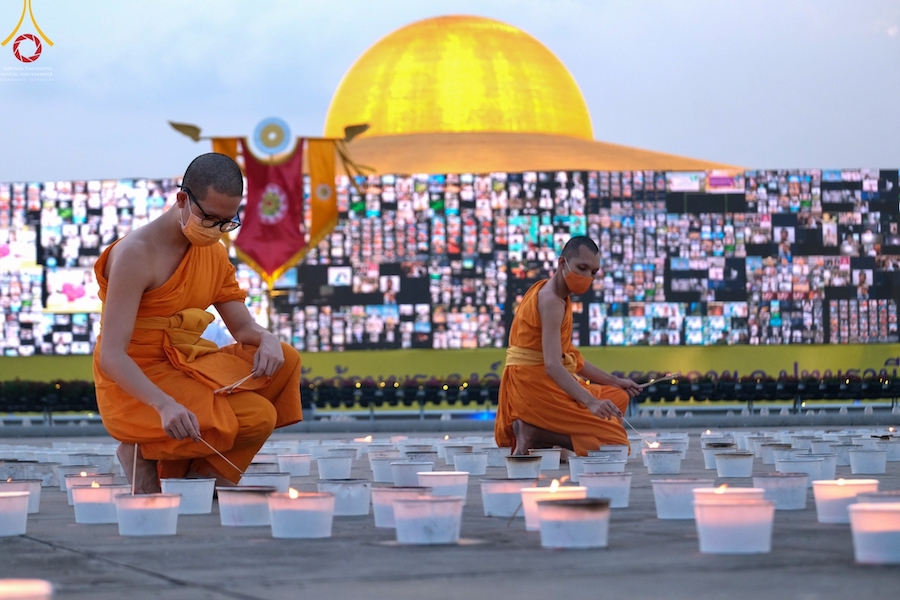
[494,279,629,456]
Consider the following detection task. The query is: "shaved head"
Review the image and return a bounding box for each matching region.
[561,235,599,260]
[182,153,243,201]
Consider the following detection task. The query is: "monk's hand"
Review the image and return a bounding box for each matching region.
[252,332,284,378]
[615,377,642,398]
[585,398,622,421]
[157,399,201,441]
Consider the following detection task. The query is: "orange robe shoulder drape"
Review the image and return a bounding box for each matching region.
[92,240,302,461]
[494,279,629,455]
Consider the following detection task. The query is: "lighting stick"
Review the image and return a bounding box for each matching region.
[213,373,254,395]
[131,443,138,495]
[621,417,658,448]
[198,437,244,476]
[636,372,681,389]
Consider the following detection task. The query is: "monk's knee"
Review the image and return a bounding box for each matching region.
[238,400,277,440]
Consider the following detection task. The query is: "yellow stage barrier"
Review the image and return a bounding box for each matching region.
[7,344,900,383]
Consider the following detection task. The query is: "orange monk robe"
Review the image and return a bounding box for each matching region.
[495,279,629,456]
[92,240,303,482]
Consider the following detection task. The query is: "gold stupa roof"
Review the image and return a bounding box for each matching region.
[325,15,738,174]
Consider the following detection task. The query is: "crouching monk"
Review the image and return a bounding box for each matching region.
[495,236,640,456]
[93,153,302,493]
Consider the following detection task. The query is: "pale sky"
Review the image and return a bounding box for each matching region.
[1,0,898,182]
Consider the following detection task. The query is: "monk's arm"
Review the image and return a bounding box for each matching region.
[215,300,285,378]
[99,242,200,440]
[537,291,621,419]
[578,362,641,398]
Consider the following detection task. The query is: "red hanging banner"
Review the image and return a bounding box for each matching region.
[233,138,306,287]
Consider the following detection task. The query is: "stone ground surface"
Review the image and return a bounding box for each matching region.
[1,429,898,600]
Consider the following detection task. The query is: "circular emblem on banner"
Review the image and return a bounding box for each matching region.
[315,183,333,201]
[13,34,42,63]
[253,117,291,155]
[259,183,288,225]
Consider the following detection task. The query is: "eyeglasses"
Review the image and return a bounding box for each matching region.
[182,187,242,232]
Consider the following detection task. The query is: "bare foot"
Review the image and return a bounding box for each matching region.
[512,419,574,455]
[117,443,161,494]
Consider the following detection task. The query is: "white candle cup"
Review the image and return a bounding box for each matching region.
[579,472,632,508]
[244,463,278,474]
[645,450,682,475]
[849,450,888,475]
[72,484,131,524]
[855,490,900,504]
[810,440,836,454]
[324,448,359,459]
[0,579,53,599]
[0,480,41,514]
[401,444,436,454]
[114,493,180,536]
[703,444,737,469]
[775,458,824,487]
[759,444,791,466]
[714,453,755,478]
[567,456,586,483]
[370,457,399,482]
[391,461,434,487]
[276,454,312,477]
[831,444,862,467]
[159,478,216,515]
[693,498,775,554]
[393,496,464,545]
[0,492,30,537]
[217,486,277,526]
[371,486,432,527]
[693,487,766,504]
[55,465,100,491]
[316,479,371,516]
[442,445,474,466]
[537,498,611,549]
[267,492,335,539]
[308,445,332,459]
[848,502,900,564]
[28,463,60,488]
[65,474,115,505]
[581,459,627,474]
[505,455,543,479]
[315,456,353,480]
[527,448,562,471]
[485,447,512,468]
[238,472,291,493]
[790,436,816,451]
[660,438,689,459]
[251,453,279,464]
[589,445,630,461]
[651,479,715,520]
[453,452,487,475]
[812,479,880,523]
[752,473,809,510]
[857,438,884,451]
[520,484,587,531]
[417,471,469,504]
[68,454,115,473]
[479,478,536,517]
[404,451,440,463]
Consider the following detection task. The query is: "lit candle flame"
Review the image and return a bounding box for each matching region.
[715,484,729,494]
[364,435,372,442]
[444,435,450,440]
[549,479,560,493]
[837,479,845,486]
[6,477,11,483]
[289,487,299,499]
[705,430,712,435]
[648,442,660,449]
[91,481,100,488]
[79,471,87,477]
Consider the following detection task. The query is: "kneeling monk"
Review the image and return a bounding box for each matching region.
[495,236,640,455]
[93,153,302,493]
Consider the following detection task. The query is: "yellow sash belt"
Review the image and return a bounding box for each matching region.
[133,308,218,363]
[504,346,579,375]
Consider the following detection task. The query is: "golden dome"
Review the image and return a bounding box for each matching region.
[324,15,593,140]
